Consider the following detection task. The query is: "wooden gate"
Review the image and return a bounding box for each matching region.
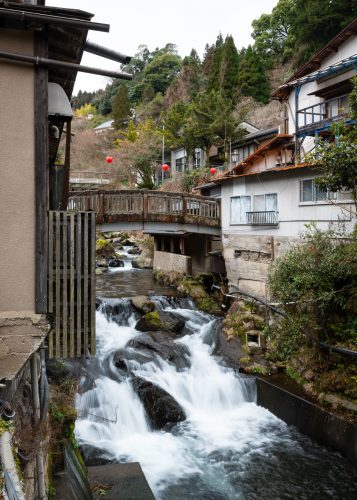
[48,211,96,358]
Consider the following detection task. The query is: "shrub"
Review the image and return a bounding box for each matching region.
[269,224,357,351]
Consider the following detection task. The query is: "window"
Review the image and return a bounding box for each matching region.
[231,193,278,224]
[194,150,201,169]
[231,196,251,224]
[299,179,337,203]
[176,156,186,173]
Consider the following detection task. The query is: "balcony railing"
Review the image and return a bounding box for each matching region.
[297,93,350,132]
[246,211,278,225]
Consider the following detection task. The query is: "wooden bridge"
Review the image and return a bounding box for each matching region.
[68,190,221,235]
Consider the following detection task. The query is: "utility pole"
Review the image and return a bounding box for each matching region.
[162,122,165,184]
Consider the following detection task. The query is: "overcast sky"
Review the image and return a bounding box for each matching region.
[52,0,278,94]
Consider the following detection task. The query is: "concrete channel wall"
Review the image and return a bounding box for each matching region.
[256,377,357,465]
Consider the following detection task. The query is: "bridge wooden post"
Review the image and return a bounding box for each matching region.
[143,190,148,221]
[98,190,105,223]
[182,195,187,217]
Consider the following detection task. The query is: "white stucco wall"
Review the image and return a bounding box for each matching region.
[221,169,355,238]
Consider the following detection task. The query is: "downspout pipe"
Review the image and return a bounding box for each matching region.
[0,431,25,500]
[31,353,46,500]
[0,49,133,80]
[85,40,131,64]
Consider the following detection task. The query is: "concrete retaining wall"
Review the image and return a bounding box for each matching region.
[256,377,357,464]
[153,251,192,274]
[222,234,298,298]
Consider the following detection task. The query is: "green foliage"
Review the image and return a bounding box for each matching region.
[208,34,240,102]
[308,78,357,211]
[252,0,356,67]
[112,85,131,129]
[238,46,270,104]
[269,225,357,351]
[164,91,241,158]
[114,119,162,189]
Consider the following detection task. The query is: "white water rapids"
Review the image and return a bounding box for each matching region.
[75,298,357,499]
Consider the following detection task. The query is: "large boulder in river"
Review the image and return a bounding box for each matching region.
[131,247,153,269]
[127,332,191,370]
[108,258,124,268]
[131,376,186,430]
[96,238,116,259]
[135,310,184,335]
[131,296,156,315]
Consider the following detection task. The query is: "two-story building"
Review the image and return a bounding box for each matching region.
[0,2,131,497]
[215,19,357,298]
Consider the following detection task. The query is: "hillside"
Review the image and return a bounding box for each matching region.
[70,0,356,188]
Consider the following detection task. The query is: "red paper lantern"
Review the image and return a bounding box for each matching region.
[210,167,216,174]
[106,156,113,164]
[162,164,169,172]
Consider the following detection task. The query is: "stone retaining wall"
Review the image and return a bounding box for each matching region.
[153,251,192,274]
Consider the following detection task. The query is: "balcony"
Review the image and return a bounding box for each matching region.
[297,93,350,134]
[246,211,278,225]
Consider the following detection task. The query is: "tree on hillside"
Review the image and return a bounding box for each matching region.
[238,46,270,104]
[292,0,357,64]
[252,0,296,63]
[202,43,214,77]
[164,91,243,160]
[208,33,224,93]
[114,120,162,189]
[112,85,131,129]
[130,51,182,104]
[220,35,240,102]
[252,0,357,67]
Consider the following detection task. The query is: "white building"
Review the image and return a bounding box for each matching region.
[215,20,357,298]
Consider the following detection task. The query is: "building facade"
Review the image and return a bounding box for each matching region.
[216,21,357,298]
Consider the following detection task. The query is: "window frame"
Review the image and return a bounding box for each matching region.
[298,178,353,205]
[230,193,278,225]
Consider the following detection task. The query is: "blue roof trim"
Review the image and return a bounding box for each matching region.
[281,55,357,88]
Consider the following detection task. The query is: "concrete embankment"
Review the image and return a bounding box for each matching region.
[256,376,357,465]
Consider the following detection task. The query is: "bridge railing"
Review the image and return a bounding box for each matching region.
[68,190,220,226]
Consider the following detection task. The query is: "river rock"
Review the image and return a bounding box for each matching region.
[108,258,124,268]
[131,376,186,429]
[96,259,109,268]
[217,331,245,366]
[135,311,184,335]
[113,349,153,374]
[128,247,141,255]
[127,332,191,370]
[131,296,156,314]
[131,247,153,269]
[122,239,136,246]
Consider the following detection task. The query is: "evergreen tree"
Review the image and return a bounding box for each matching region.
[208,33,224,92]
[202,43,214,77]
[221,35,240,102]
[112,85,131,129]
[238,46,270,104]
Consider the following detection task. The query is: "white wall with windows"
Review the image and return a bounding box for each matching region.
[221,167,355,237]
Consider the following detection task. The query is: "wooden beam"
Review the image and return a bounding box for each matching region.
[34,31,48,314]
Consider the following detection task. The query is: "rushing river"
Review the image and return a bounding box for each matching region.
[75,260,357,499]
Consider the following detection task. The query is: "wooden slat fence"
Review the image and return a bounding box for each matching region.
[48,211,96,358]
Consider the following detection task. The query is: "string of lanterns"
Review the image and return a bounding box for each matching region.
[105,157,217,175]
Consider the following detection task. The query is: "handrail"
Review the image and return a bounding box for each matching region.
[297,93,350,130]
[67,190,220,226]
